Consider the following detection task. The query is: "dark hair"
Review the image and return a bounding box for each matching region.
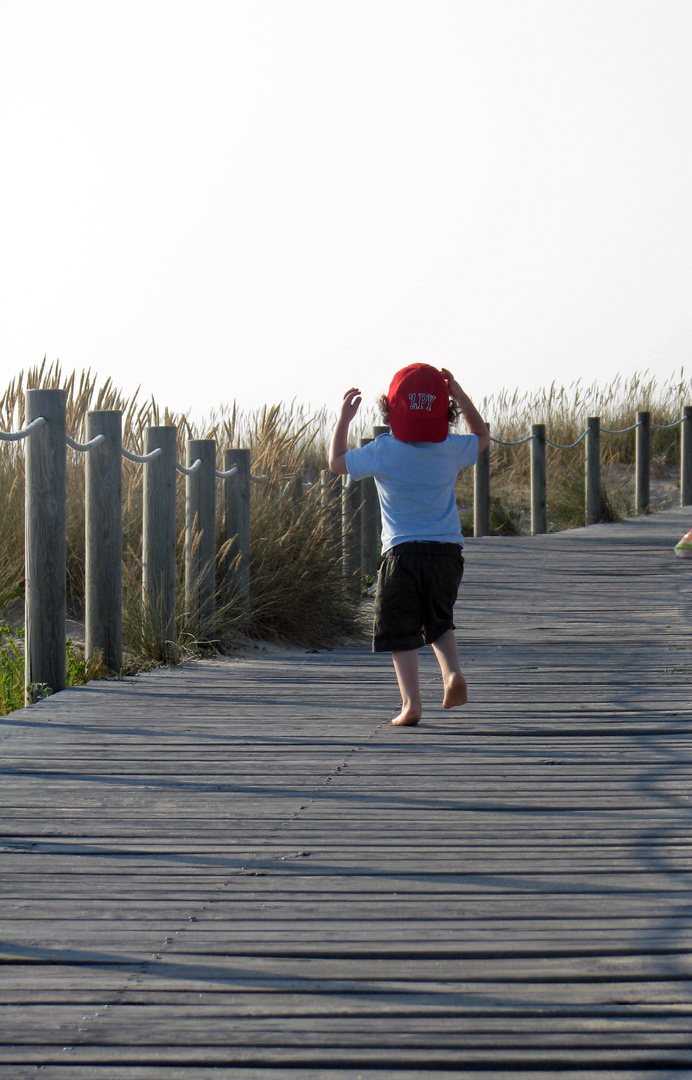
[377,394,462,427]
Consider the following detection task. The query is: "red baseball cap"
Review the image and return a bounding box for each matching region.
[386,363,450,443]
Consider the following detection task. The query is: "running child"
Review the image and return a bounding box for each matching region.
[328,363,489,726]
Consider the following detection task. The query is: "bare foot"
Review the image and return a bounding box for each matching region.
[391,703,422,726]
[442,672,467,709]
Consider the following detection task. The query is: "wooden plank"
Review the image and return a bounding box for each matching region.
[0,1070,682,1080]
[1,507,692,1071]
[0,1072,684,1080]
[2,1045,692,1068]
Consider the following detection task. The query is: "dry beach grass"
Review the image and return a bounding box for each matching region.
[1,361,690,712]
[455,369,692,535]
[0,362,361,712]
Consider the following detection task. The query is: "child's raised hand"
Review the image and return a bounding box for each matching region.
[440,368,465,403]
[329,388,362,473]
[340,387,362,423]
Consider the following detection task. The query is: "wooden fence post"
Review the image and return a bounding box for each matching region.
[24,388,67,700]
[530,424,546,535]
[681,406,692,506]
[320,469,341,544]
[371,425,389,545]
[358,437,379,579]
[185,439,217,639]
[224,448,250,612]
[636,411,650,513]
[585,416,601,527]
[85,411,122,672]
[291,471,303,503]
[142,426,177,656]
[474,422,490,537]
[342,474,361,592]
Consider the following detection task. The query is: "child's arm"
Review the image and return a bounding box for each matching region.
[328,387,362,474]
[441,369,490,452]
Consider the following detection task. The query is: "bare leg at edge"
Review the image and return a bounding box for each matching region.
[431,629,468,708]
[391,648,422,726]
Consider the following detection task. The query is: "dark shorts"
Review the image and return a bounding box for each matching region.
[373,541,464,653]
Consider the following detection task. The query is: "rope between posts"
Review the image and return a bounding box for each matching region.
[119,452,253,475]
[490,434,535,447]
[601,420,643,435]
[0,416,47,442]
[0,420,281,481]
[490,415,685,445]
[176,458,202,476]
[121,446,163,463]
[651,418,685,430]
[545,429,589,450]
[66,433,106,452]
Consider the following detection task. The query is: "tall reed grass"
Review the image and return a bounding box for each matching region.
[0,361,361,671]
[455,369,692,534]
[1,362,689,674]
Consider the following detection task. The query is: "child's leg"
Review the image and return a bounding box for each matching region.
[431,629,468,708]
[391,648,422,726]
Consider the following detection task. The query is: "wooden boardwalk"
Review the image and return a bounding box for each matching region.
[1,506,692,1079]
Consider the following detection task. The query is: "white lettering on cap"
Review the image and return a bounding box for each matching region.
[408,392,436,411]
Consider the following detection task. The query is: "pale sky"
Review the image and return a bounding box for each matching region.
[1,0,691,422]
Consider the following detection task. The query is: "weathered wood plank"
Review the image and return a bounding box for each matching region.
[0,1071,684,1080]
[0,1070,681,1080]
[1,506,692,1072]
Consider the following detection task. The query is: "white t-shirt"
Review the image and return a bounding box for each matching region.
[344,432,479,553]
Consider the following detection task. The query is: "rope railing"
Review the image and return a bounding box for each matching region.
[490,434,535,446]
[7,397,257,694]
[1,418,278,488]
[492,421,646,444]
[216,464,238,479]
[545,429,589,450]
[601,420,643,435]
[652,417,685,430]
[66,433,106,452]
[6,388,691,701]
[122,446,163,463]
[474,407,692,538]
[175,458,202,476]
[0,416,47,442]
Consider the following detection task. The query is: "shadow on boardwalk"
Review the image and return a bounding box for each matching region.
[1,506,692,1078]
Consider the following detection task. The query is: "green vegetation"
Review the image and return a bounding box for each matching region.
[0,627,24,715]
[0,628,110,715]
